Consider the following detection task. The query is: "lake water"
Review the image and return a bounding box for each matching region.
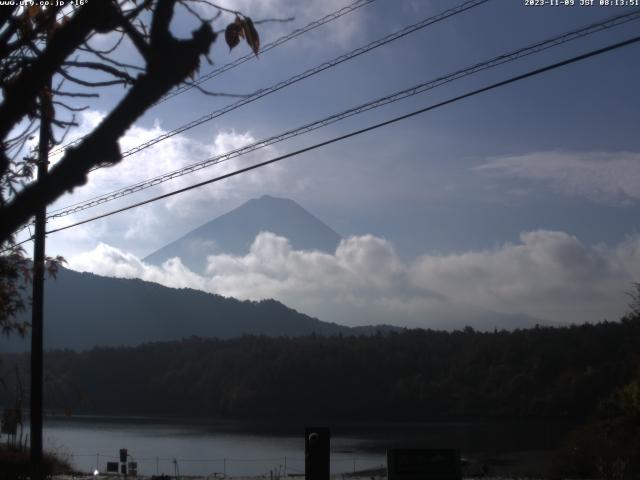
[31,416,573,476]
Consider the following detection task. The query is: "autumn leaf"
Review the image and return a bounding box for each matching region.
[241,16,260,56]
[225,22,242,51]
[45,255,66,279]
[26,5,41,18]
[235,16,245,38]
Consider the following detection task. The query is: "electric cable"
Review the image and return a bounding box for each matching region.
[48,0,491,163]
[157,0,377,104]
[45,9,640,220]
[48,0,377,156]
[38,35,640,238]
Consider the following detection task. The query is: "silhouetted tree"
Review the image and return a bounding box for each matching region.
[0,0,262,331]
[2,320,639,421]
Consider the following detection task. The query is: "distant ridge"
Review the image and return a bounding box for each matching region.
[0,266,355,353]
[144,195,342,272]
[0,265,550,353]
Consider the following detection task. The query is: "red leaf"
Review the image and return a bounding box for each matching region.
[241,16,260,56]
[225,22,242,51]
[26,5,41,18]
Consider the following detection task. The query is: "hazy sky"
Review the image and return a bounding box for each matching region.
[16,0,640,328]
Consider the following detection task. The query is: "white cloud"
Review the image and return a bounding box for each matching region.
[410,230,635,323]
[71,242,206,291]
[50,111,284,209]
[46,110,289,257]
[476,151,640,205]
[69,230,640,329]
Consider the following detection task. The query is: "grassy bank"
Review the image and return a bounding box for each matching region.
[0,445,74,479]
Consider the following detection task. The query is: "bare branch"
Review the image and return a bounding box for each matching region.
[0,1,118,139]
[52,101,89,112]
[53,90,100,98]
[0,0,219,241]
[0,6,62,60]
[56,117,77,145]
[4,118,37,145]
[122,0,154,21]
[51,118,79,128]
[58,68,129,88]
[63,60,137,83]
[80,46,145,71]
[186,82,252,99]
[81,30,126,55]
[252,17,295,26]
[117,12,151,61]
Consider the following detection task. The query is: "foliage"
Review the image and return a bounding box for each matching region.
[553,308,640,479]
[0,0,261,330]
[0,244,30,335]
[553,369,640,479]
[0,444,74,480]
[0,246,65,336]
[1,319,639,423]
[626,282,640,320]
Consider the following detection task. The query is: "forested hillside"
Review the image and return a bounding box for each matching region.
[1,267,352,352]
[2,319,639,421]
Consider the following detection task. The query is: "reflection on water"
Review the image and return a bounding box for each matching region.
[39,416,573,476]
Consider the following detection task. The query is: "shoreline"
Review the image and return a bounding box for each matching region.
[49,449,558,480]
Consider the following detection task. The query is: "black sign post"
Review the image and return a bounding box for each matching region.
[305,427,330,480]
[120,449,128,480]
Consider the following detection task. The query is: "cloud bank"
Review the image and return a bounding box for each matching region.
[70,230,640,328]
[477,151,640,205]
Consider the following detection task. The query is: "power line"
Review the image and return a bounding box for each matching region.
[48,0,491,164]
[45,9,640,220]
[48,0,377,157]
[157,0,377,105]
[43,0,491,217]
[41,35,640,237]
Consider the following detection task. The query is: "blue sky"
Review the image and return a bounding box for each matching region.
[21,0,640,328]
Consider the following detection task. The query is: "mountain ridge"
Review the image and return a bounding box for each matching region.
[1,266,365,353]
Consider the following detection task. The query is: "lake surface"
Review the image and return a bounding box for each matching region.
[31,416,573,476]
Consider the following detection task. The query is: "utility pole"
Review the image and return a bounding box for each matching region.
[30,76,52,480]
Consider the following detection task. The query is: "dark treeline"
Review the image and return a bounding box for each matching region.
[1,319,639,421]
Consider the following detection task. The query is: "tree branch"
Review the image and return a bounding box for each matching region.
[52,100,89,112]
[58,68,128,87]
[80,46,145,71]
[63,60,137,83]
[80,30,126,56]
[117,12,151,61]
[0,2,117,139]
[0,2,218,242]
[53,90,100,98]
